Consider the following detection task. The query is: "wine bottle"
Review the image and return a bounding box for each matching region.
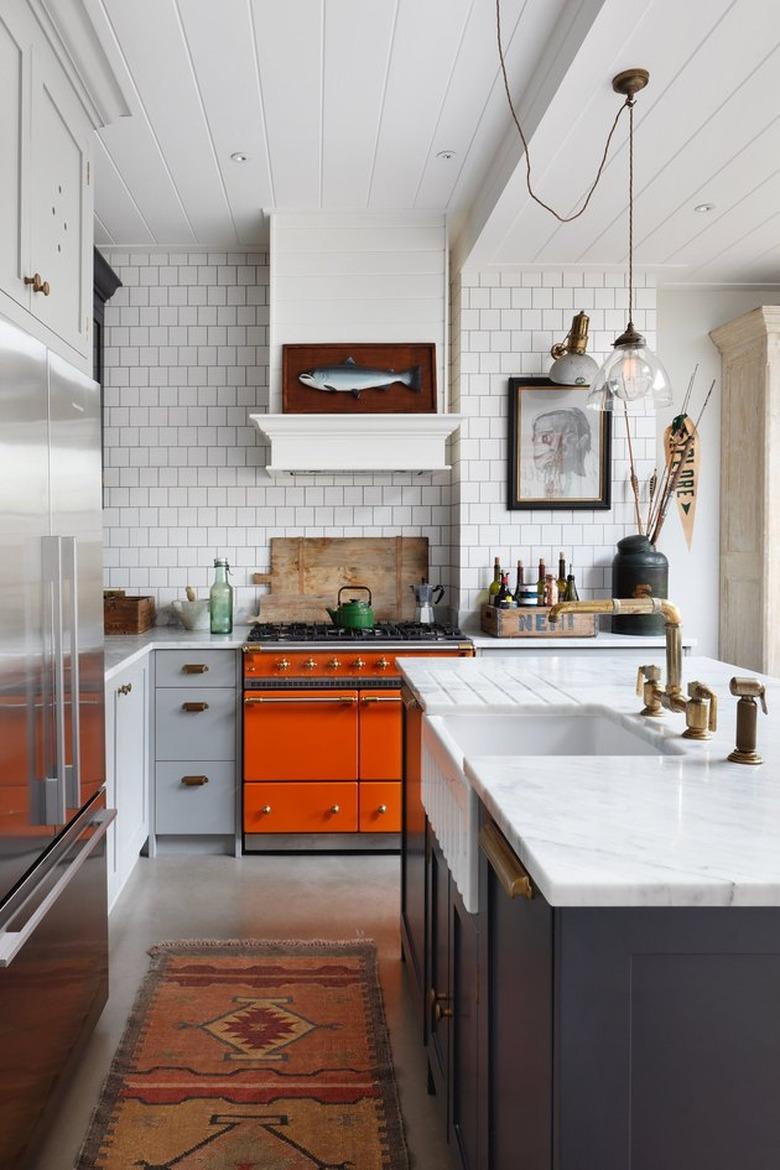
[488,556,502,605]
[564,573,579,602]
[536,557,546,605]
[497,572,513,609]
[557,552,567,599]
[513,560,524,605]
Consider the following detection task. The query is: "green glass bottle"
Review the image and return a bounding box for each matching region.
[488,557,502,606]
[209,557,233,634]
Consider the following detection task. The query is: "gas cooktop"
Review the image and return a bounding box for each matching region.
[245,620,466,644]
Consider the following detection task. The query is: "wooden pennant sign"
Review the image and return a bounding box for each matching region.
[664,416,700,550]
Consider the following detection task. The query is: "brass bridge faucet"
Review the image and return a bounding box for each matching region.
[548,596,717,740]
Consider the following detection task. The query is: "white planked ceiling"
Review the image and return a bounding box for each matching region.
[485,0,780,284]
[91,0,568,249]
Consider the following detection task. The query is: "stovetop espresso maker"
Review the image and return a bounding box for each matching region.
[410,580,445,625]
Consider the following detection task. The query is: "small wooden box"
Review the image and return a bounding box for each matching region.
[480,603,597,638]
[103,591,156,635]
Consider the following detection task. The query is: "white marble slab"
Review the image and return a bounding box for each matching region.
[401,654,780,907]
[104,628,248,680]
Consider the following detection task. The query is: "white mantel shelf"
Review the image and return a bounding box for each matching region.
[249,413,462,474]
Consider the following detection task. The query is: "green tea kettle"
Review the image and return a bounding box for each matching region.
[327,586,376,629]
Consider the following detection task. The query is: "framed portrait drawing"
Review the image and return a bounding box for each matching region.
[507,377,612,510]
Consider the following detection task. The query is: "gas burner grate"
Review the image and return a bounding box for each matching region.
[245,620,464,644]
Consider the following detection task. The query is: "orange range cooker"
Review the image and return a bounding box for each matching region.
[242,621,473,850]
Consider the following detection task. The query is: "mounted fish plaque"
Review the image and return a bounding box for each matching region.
[282,343,437,413]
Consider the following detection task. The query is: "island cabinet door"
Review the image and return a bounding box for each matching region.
[426,827,451,1111]
[400,689,426,1036]
[479,818,553,1170]
[448,881,480,1170]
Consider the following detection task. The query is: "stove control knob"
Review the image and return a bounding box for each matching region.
[303,658,317,670]
[327,658,342,670]
[377,657,390,670]
[353,658,366,671]
[276,657,291,671]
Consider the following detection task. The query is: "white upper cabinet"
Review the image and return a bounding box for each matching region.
[30,55,92,357]
[0,10,30,313]
[0,3,94,369]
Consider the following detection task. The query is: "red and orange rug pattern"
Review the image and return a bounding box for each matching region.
[77,940,409,1169]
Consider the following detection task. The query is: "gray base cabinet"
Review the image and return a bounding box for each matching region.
[105,657,150,910]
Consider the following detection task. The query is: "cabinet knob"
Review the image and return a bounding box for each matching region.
[429,988,452,1022]
[329,804,341,814]
[434,1000,453,1022]
[182,663,209,674]
[181,775,208,787]
[377,804,388,814]
[117,682,132,696]
[261,804,272,814]
[25,273,50,296]
[182,701,209,712]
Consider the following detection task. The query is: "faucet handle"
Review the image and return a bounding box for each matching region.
[729,676,768,715]
[636,664,663,717]
[636,663,661,696]
[688,680,718,732]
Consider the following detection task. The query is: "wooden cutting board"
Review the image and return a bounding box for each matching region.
[252,536,429,622]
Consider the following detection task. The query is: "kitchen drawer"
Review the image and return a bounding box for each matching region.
[359,781,401,832]
[155,649,237,689]
[155,688,236,761]
[244,782,358,834]
[156,761,235,835]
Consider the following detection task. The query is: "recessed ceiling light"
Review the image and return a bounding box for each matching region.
[436,150,456,160]
[693,202,715,213]
[230,152,249,163]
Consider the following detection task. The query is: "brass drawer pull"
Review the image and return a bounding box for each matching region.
[181,775,208,786]
[360,695,402,704]
[479,822,535,900]
[182,701,209,712]
[117,682,133,696]
[182,663,209,674]
[25,272,50,295]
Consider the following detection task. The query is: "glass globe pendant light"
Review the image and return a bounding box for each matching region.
[587,70,672,412]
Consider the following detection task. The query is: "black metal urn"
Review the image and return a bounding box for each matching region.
[611,535,669,636]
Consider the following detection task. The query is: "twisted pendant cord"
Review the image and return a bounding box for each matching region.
[496,0,630,224]
[627,98,635,323]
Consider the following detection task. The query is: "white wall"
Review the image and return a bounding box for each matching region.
[657,286,780,657]
[268,211,448,410]
[451,267,657,623]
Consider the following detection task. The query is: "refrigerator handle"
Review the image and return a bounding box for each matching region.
[62,536,81,810]
[0,808,115,967]
[41,536,67,825]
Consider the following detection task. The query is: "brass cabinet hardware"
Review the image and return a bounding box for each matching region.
[244,696,356,705]
[377,657,390,670]
[728,677,768,764]
[429,988,452,1022]
[182,663,209,674]
[182,701,209,712]
[303,658,317,670]
[276,657,291,671]
[24,273,50,295]
[480,821,535,900]
[180,775,208,786]
[327,658,342,670]
[353,658,366,670]
[117,682,133,696]
[261,804,272,814]
[360,695,402,704]
[377,804,388,814]
[435,1000,453,1022]
[329,804,341,814]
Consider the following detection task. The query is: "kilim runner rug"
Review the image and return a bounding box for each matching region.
[76,940,409,1170]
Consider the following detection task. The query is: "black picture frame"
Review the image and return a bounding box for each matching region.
[507,376,612,511]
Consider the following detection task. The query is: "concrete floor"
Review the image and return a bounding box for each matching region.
[29,853,454,1170]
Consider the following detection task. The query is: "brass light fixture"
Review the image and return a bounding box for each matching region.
[548,311,598,386]
[586,69,672,412]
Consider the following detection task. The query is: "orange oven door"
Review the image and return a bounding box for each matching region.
[358,690,403,781]
[244,689,358,781]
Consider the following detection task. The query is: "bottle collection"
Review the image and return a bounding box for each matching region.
[489,553,579,610]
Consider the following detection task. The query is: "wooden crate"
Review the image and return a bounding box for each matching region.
[480,604,597,638]
[104,592,156,635]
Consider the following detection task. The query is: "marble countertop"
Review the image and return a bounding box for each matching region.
[469,631,697,650]
[104,627,249,680]
[399,654,780,907]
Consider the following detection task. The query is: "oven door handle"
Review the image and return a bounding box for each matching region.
[360,695,402,704]
[244,696,357,705]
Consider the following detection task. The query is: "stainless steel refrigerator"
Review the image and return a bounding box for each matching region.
[0,313,113,1168]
